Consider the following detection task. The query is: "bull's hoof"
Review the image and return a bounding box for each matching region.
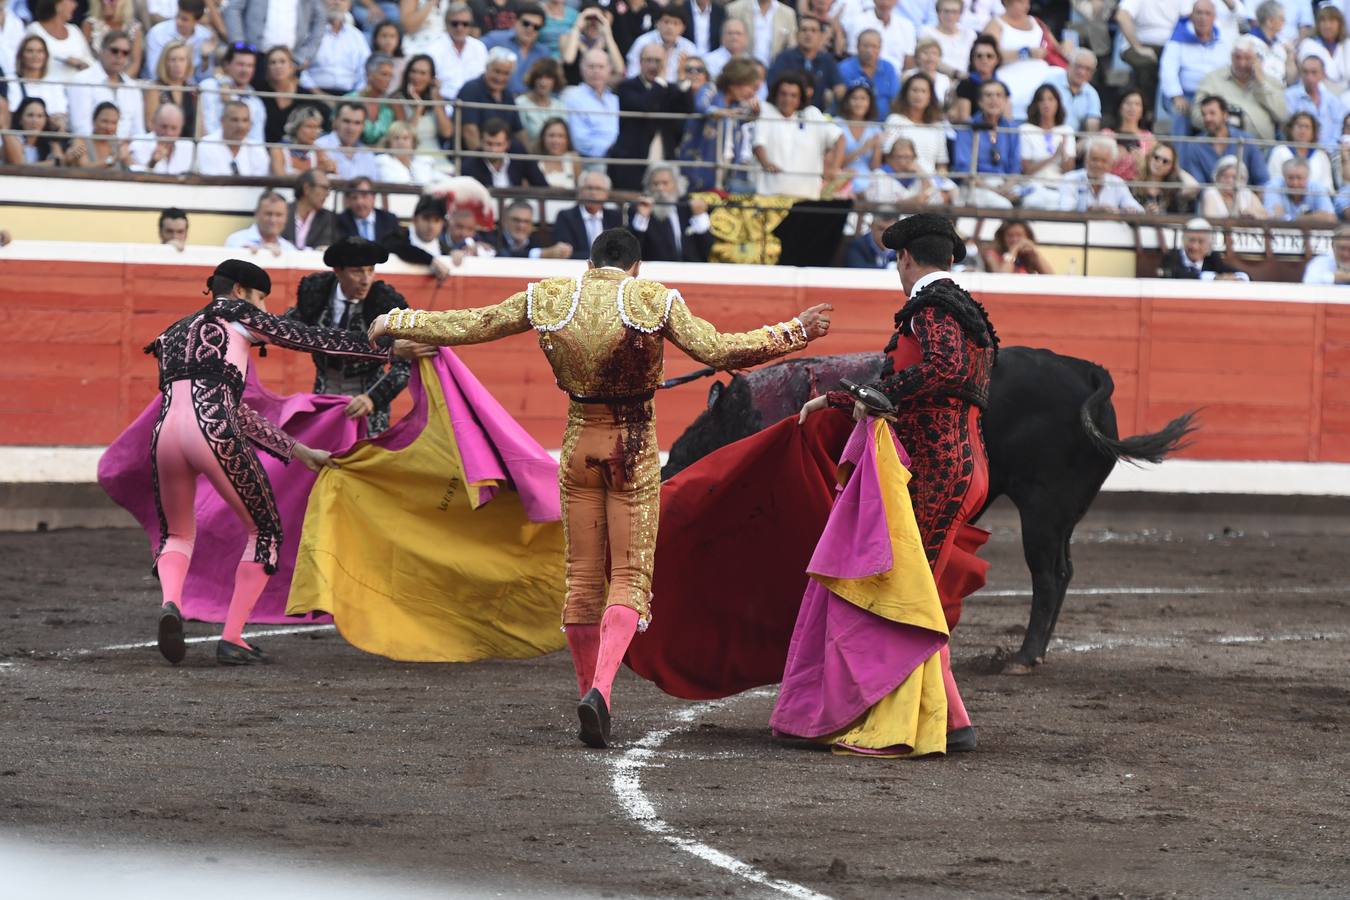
[1002,662,1036,676]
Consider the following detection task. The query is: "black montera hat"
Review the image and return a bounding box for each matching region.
[210,259,272,296]
[881,213,967,264]
[323,235,391,269]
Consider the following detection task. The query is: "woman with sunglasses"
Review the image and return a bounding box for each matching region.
[950,34,1001,124]
[1133,140,1200,215]
[83,0,143,78]
[1100,88,1153,182]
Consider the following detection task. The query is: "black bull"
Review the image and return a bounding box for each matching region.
[660,348,1198,671]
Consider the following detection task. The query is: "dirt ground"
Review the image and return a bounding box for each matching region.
[2,501,1348,899]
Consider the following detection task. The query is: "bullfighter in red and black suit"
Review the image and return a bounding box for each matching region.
[802,213,998,753]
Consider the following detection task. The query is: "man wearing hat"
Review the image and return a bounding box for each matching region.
[801,213,998,754]
[285,236,434,435]
[143,259,393,667]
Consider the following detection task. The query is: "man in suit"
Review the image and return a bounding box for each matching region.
[843,208,899,269]
[725,0,797,66]
[337,177,400,243]
[681,0,727,56]
[1157,218,1249,281]
[609,43,691,192]
[223,0,327,71]
[494,199,575,258]
[552,170,625,260]
[461,117,548,189]
[626,165,714,263]
[282,169,339,251]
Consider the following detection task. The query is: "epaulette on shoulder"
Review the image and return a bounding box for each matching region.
[526,276,580,332]
[618,277,678,334]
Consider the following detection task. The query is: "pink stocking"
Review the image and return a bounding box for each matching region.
[221,561,269,649]
[940,644,971,731]
[591,605,639,707]
[566,623,601,698]
[156,551,190,609]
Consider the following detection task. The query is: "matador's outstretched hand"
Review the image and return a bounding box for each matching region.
[797,303,833,341]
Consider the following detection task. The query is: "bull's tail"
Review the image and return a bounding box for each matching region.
[1080,365,1199,465]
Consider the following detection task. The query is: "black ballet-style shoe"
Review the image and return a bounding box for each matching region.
[946,726,978,753]
[577,688,612,749]
[157,602,186,665]
[216,639,263,666]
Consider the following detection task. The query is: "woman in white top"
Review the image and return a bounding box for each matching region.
[26,0,95,82]
[534,116,582,190]
[1018,84,1076,209]
[1299,6,1350,91]
[752,72,844,199]
[394,53,454,170]
[1200,155,1269,220]
[1268,112,1334,190]
[922,0,978,81]
[8,34,71,129]
[376,120,439,184]
[883,72,949,173]
[902,37,952,107]
[399,0,448,57]
[983,0,1060,119]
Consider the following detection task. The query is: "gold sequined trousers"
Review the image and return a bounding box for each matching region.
[559,399,660,627]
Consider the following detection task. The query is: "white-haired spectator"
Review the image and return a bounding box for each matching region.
[271,105,338,176]
[225,191,298,255]
[67,30,143,138]
[1058,137,1145,213]
[561,48,620,161]
[704,18,751,81]
[1302,224,1350,284]
[1268,111,1334,190]
[627,165,715,263]
[864,136,956,206]
[1114,0,1182,115]
[1043,48,1102,133]
[1158,217,1249,280]
[456,46,524,152]
[301,0,372,94]
[197,100,270,176]
[753,70,844,198]
[1158,0,1229,136]
[1189,35,1288,141]
[1019,83,1076,210]
[25,0,97,82]
[1297,4,1350,90]
[1263,156,1337,222]
[1199,154,1268,218]
[128,101,193,173]
[920,0,976,81]
[1249,1,1298,87]
[551,169,621,260]
[314,100,380,180]
[426,4,487,101]
[1286,53,1345,154]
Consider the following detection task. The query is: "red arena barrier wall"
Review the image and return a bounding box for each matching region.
[2,244,1348,461]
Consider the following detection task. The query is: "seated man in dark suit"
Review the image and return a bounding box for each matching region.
[551,169,625,260]
[461,117,549,189]
[626,164,714,263]
[494,199,574,258]
[282,169,339,251]
[336,176,401,242]
[844,208,899,269]
[609,40,691,192]
[1158,218,1249,281]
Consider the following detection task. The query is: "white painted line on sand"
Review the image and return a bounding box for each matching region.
[611,694,835,900]
[978,584,1348,598]
[1056,631,1349,653]
[65,623,336,656]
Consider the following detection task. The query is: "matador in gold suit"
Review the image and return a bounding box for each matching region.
[371,229,831,747]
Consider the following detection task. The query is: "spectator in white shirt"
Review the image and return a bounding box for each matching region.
[226,191,299,255]
[8,34,71,131]
[375,119,439,183]
[0,0,28,86]
[26,0,97,82]
[626,6,698,82]
[198,43,265,143]
[315,100,381,180]
[301,0,372,93]
[1058,136,1146,213]
[142,0,214,81]
[197,100,271,176]
[847,0,917,72]
[922,0,977,81]
[427,3,487,100]
[1302,224,1350,283]
[128,101,194,173]
[705,18,751,80]
[753,70,844,198]
[67,29,143,137]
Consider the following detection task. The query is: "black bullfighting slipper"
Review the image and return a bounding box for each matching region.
[577,688,612,749]
[216,639,262,666]
[946,726,978,753]
[157,602,186,665]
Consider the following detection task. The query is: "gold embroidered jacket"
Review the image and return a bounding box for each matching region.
[384,267,809,398]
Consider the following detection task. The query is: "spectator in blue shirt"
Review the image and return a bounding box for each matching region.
[952,79,1021,208]
[1179,94,1270,186]
[767,16,843,112]
[1043,48,1102,133]
[1158,0,1230,136]
[456,47,524,151]
[837,29,899,119]
[561,47,621,160]
[1285,54,1345,154]
[482,3,550,95]
[1263,156,1337,222]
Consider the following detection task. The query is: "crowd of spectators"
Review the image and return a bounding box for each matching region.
[5,0,1350,280]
